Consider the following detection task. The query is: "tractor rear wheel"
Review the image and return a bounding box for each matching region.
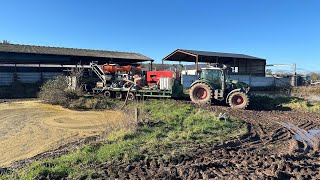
[189,83,212,105]
[228,91,249,109]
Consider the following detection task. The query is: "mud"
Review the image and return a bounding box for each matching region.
[91,104,320,179]
[4,100,320,179]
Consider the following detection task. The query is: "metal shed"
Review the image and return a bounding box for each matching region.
[0,43,153,87]
[163,49,266,76]
[0,43,153,65]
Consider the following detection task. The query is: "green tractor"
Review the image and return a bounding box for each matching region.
[189,66,250,109]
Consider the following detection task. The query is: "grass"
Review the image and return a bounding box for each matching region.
[249,95,320,112]
[292,86,320,96]
[0,100,246,180]
[284,98,320,112]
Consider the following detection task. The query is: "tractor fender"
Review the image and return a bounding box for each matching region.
[226,88,245,104]
[190,80,213,90]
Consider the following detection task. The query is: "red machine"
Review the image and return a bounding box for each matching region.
[102,65,142,73]
[147,71,174,85]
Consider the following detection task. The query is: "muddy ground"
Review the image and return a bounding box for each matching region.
[90,105,320,179]
[3,100,320,179]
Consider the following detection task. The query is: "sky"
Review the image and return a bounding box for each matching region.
[0,0,319,73]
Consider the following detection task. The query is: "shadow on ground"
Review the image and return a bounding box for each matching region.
[248,95,295,111]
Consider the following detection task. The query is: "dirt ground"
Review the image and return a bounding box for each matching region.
[91,104,320,179]
[3,100,320,179]
[0,101,124,166]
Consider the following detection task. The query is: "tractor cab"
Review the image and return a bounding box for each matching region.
[199,67,225,89]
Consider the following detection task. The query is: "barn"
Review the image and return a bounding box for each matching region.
[0,43,153,97]
[162,49,290,89]
[163,49,266,76]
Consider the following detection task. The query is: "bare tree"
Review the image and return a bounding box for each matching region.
[266,69,273,75]
[310,72,320,81]
[68,64,85,92]
[2,40,11,44]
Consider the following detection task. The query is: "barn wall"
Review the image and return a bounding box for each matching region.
[0,72,63,86]
[0,52,71,64]
[235,59,266,76]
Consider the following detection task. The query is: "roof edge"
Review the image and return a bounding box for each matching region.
[0,43,154,61]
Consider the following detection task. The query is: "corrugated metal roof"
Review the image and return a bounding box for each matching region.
[0,43,153,62]
[163,49,265,61]
[180,49,265,60]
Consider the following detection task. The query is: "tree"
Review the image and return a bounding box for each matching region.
[266,69,273,75]
[2,40,10,44]
[310,72,320,81]
[68,65,84,91]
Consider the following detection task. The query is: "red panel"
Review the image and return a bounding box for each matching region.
[147,71,174,84]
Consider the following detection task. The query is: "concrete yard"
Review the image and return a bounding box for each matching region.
[0,101,124,166]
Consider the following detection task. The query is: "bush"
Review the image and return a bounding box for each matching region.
[292,86,320,96]
[39,76,80,106]
[69,97,116,110]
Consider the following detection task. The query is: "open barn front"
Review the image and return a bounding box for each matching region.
[0,43,153,98]
[163,49,266,76]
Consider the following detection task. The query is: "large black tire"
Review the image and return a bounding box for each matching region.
[228,91,249,109]
[115,92,123,100]
[104,91,112,98]
[189,83,212,105]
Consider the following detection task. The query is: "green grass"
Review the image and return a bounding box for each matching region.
[284,98,320,112]
[250,95,320,112]
[1,100,246,180]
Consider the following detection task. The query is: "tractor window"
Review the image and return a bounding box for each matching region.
[201,69,222,86]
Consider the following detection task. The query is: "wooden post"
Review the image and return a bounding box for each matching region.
[195,55,199,73]
[162,59,164,70]
[135,108,139,122]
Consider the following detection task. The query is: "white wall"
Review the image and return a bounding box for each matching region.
[181,74,291,89]
[229,75,290,88]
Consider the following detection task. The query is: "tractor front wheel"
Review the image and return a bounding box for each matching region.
[189,83,212,105]
[228,91,249,109]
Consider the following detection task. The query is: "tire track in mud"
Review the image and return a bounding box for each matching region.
[94,104,320,179]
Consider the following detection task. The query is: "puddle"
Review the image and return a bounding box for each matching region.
[278,122,320,147]
[292,129,320,146]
